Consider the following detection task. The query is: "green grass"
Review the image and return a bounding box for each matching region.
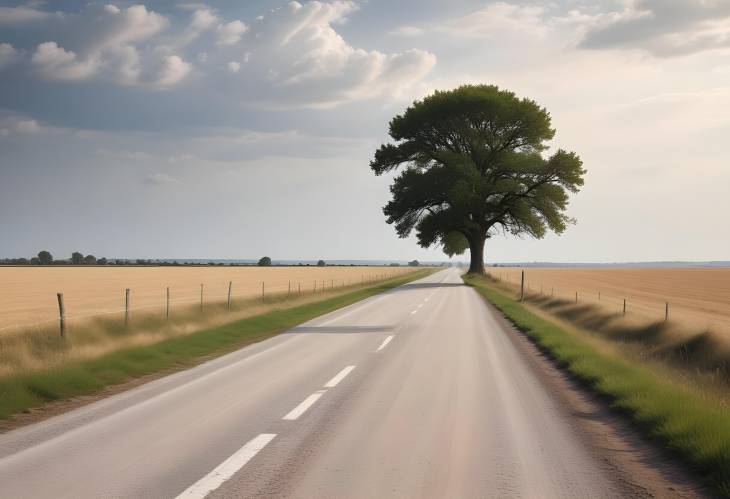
[0,269,434,422]
[464,274,730,497]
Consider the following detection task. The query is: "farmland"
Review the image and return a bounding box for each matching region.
[486,267,730,336]
[0,266,416,333]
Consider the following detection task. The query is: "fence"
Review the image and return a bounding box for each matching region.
[487,267,730,335]
[0,269,413,337]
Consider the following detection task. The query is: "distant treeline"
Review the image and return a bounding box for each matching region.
[1,251,426,267]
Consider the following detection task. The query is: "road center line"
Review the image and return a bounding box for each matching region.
[324,365,356,388]
[411,310,417,314]
[376,335,393,352]
[176,433,276,499]
[283,391,326,420]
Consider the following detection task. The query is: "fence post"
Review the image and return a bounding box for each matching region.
[665,302,669,321]
[288,281,291,296]
[200,284,204,311]
[166,286,170,320]
[298,282,301,295]
[520,270,525,302]
[57,292,65,337]
[623,299,627,316]
[227,281,232,311]
[125,288,130,326]
[575,291,578,304]
[599,291,601,301]
[262,281,265,302]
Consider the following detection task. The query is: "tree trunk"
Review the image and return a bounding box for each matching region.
[467,235,485,274]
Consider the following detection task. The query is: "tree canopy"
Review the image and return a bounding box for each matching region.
[258,256,272,266]
[370,84,586,274]
[37,250,53,265]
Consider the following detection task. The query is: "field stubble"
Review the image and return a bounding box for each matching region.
[0,266,416,377]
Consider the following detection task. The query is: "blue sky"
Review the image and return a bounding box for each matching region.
[1,0,728,262]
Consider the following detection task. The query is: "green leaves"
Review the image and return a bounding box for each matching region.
[371,84,585,267]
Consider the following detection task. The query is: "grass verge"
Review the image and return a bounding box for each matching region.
[464,274,730,497]
[0,269,434,422]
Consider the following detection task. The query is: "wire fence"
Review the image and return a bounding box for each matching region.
[0,269,413,336]
[486,268,730,335]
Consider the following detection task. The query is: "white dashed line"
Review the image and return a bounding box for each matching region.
[283,391,326,420]
[411,310,417,315]
[376,335,393,352]
[176,433,276,499]
[324,365,356,388]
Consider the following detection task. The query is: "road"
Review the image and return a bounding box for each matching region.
[0,269,702,498]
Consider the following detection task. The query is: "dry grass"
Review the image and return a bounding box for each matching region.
[0,268,424,378]
[0,266,414,332]
[487,267,730,335]
[485,267,730,388]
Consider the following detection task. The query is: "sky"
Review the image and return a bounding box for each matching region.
[0,0,728,263]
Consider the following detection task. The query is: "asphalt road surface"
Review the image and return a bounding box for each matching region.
[0,269,703,498]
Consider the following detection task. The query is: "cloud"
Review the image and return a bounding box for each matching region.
[144,173,178,184]
[153,55,192,87]
[31,42,99,80]
[0,112,42,136]
[4,1,435,107]
[579,0,730,57]
[216,20,247,46]
[0,5,53,25]
[0,42,18,68]
[227,1,436,107]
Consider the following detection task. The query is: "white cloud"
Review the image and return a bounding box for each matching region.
[190,8,218,31]
[0,42,18,68]
[6,1,435,106]
[576,0,730,57]
[153,55,192,87]
[231,0,436,107]
[216,20,247,46]
[31,42,99,80]
[104,4,121,15]
[0,5,52,25]
[0,113,42,136]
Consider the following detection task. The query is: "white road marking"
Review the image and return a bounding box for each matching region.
[411,310,417,315]
[376,335,393,352]
[176,433,276,499]
[417,304,423,309]
[283,391,326,420]
[324,365,356,388]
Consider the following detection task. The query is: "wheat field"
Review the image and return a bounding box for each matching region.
[0,266,415,333]
[486,267,730,334]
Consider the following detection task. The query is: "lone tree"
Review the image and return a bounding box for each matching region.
[317,259,326,267]
[371,84,585,274]
[258,256,272,266]
[37,250,53,265]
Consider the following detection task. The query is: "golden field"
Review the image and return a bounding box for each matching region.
[486,267,730,334]
[0,266,415,332]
